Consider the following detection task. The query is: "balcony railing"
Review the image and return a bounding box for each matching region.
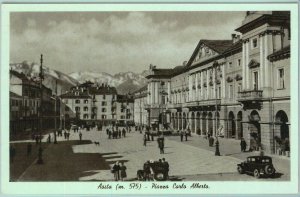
[237,90,263,101]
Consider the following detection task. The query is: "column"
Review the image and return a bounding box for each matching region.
[147,84,150,104]
[259,34,265,89]
[245,41,250,89]
[155,82,159,104]
[195,73,199,101]
[264,33,271,87]
[206,69,210,99]
[200,71,203,100]
[213,67,216,99]
[221,64,226,98]
[167,82,171,103]
[188,75,192,102]
[242,42,246,90]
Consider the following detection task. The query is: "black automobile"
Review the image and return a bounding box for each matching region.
[237,156,276,178]
[137,161,168,181]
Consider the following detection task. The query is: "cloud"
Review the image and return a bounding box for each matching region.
[10,12,244,75]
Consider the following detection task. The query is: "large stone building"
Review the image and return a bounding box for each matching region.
[9,70,59,136]
[133,85,149,126]
[137,11,290,155]
[60,82,134,127]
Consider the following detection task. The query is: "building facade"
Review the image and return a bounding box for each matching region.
[133,85,149,126]
[9,70,59,136]
[60,82,134,127]
[138,11,290,155]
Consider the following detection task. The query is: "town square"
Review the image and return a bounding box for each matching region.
[7,10,292,183]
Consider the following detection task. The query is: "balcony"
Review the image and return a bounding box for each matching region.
[237,90,263,101]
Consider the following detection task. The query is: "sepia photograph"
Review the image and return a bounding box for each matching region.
[1,3,298,195]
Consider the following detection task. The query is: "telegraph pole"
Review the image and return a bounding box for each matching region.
[37,54,44,164]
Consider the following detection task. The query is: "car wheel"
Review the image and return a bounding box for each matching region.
[265,165,274,175]
[237,166,244,174]
[253,169,260,178]
[154,172,166,181]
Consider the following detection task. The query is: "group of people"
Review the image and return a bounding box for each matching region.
[179,130,189,142]
[111,161,127,181]
[140,158,169,181]
[107,127,128,139]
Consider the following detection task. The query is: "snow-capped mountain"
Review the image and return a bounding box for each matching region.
[10,61,79,95]
[69,71,148,94]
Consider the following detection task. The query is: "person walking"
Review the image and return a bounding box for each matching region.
[143,134,147,146]
[79,132,82,141]
[151,132,154,141]
[185,131,188,141]
[122,128,126,137]
[162,158,169,180]
[120,162,127,181]
[143,161,151,181]
[47,134,51,143]
[118,129,121,138]
[159,139,164,154]
[112,161,120,181]
[180,131,183,142]
[64,130,67,139]
[240,138,247,152]
[108,130,112,139]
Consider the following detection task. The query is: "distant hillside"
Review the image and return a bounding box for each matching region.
[10,61,78,95]
[69,71,148,94]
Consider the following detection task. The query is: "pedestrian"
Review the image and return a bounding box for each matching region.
[112,161,120,181]
[108,130,112,139]
[147,132,150,141]
[79,132,82,141]
[143,134,147,146]
[162,158,169,179]
[67,132,70,140]
[47,134,51,143]
[159,139,164,154]
[143,161,151,181]
[64,130,67,139]
[180,131,183,142]
[151,132,154,141]
[209,136,214,147]
[27,143,32,156]
[118,130,121,138]
[122,128,126,137]
[10,145,16,163]
[185,131,188,141]
[240,138,247,152]
[39,134,42,144]
[120,162,127,181]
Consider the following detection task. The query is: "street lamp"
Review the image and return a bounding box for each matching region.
[213,61,221,156]
[37,54,44,164]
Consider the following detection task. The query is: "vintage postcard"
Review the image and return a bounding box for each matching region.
[1,3,298,195]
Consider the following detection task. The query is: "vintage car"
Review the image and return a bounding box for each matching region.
[137,161,168,181]
[237,156,276,178]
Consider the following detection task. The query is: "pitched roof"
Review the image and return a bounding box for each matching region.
[186,39,233,68]
[89,86,117,95]
[10,91,22,98]
[223,40,243,56]
[60,91,91,99]
[267,45,290,62]
[201,40,233,54]
[116,94,134,102]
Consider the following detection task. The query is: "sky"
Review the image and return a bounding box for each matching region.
[10,11,245,75]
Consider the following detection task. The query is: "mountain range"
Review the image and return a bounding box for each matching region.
[69,71,147,94]
[10,61,148,95]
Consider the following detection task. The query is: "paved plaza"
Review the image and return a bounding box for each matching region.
[11,127,290,181]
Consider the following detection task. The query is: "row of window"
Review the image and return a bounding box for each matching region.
[83,114,107,119]
[74,99,107,106]
[171,68,285,103]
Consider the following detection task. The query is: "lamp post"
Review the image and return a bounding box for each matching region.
[213,61,221,156]
[37,54,44,164]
